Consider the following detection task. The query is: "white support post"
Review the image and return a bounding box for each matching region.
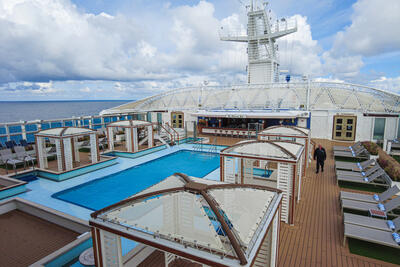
[100,230,123,267]
[63,138,73,171]
[125,128,132,152]
[37,137,48,169]
[270,211,279,267]
[108,127,114,151]
[73,137,80,162]
[55,139,63,172]
[133,128,138,152]
[297,158,303,202]
[277,162,292,224]
[147,125,153,148]
[90,134,98,163]
[165,252,176,267]
[21,123,27,140]
[224,156,236,184]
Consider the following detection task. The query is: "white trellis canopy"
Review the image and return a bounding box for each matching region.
[106,120,154,152]
[220,140,305,225]
[258,125,312,169]
[90,174,282,267]
[35,127,99,172]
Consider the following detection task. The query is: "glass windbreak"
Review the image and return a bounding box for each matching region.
[373,118,385,140]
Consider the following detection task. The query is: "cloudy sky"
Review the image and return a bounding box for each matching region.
[1,0,399,100]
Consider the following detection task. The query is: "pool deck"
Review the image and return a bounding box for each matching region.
[278,139,398,267]
[1,136,399,266]
[130,137,399,267]
[0,210,79,267]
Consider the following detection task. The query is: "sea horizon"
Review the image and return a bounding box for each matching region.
[0,100,132,123]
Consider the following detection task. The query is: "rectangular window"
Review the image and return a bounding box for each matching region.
[373,118,385,140]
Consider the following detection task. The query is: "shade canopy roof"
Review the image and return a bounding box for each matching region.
[221,140,304,161]
[259,125,309,137]
[107,120,152,127]
[90,173,282,267]
[101,82,400,114]
[36,127,96,137]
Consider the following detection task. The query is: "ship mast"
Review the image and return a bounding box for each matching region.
[220,1,297,84]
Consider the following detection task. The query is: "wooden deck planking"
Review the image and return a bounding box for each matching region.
[278,139,398,267]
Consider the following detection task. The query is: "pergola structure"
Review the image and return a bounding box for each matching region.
[258,125,311,169]
[220,140,304,225]
[106,120,153,152]
[35,127,99,172]
[89,173,282,267]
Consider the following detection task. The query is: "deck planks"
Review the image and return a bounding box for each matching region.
[278,139,398,267]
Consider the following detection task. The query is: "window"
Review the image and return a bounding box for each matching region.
[373,118,385,140]
[333,115,356,141]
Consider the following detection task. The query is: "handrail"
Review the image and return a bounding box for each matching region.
[165,123,180,145]
[157,123,174,145]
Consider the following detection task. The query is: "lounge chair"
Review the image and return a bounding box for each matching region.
[79,140,91,149]
[19,139,29,146]
[341,196,400,214]
[5,140,17,149]
[336,164,381,178]
[46,146,57,159]
[340,185,400,204]
[0,148,25,173]
[333,141,362,152]
[335,159,375,172]
[337,168,388,186]
[344,213,400,232]
[14,146,36,168]
[344,223,400,248]
[333,146,370,160]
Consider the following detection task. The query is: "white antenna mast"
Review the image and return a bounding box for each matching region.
[220,1,297,84]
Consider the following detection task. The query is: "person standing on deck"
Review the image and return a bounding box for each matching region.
[314,145,326,173]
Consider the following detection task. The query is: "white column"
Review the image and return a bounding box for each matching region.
[297,158,303,202]
[277,162,293,224]
[55,139,63,172]
[21,123,27,140]
[100,230,123,267]
[63,138,73,171]
[243,158,253,182]
[108,127,114,151]
[224,156,236,183]
[73,137,80,162]
[90,134,98,163]
[37,137,48,169]
[133,128,138,152]
[147,125,153,148]
[125,128,132,152]
[270,212,279,267]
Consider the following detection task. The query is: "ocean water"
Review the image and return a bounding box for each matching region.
[0,100,131,123]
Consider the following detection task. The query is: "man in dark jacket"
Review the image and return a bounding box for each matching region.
[314,145,327,173]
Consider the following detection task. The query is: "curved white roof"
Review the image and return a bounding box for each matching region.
[221,140,304,160]
[107,120,152,127]
[260,125,309,137]
[36,127,95,137]
[101,82,400,114]
[91,174,282,266]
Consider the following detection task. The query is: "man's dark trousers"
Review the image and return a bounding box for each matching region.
[316,160,324,173]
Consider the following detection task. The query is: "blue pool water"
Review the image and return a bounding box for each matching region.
[53,150,220,210]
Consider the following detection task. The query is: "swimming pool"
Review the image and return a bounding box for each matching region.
[53,150,220,210]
